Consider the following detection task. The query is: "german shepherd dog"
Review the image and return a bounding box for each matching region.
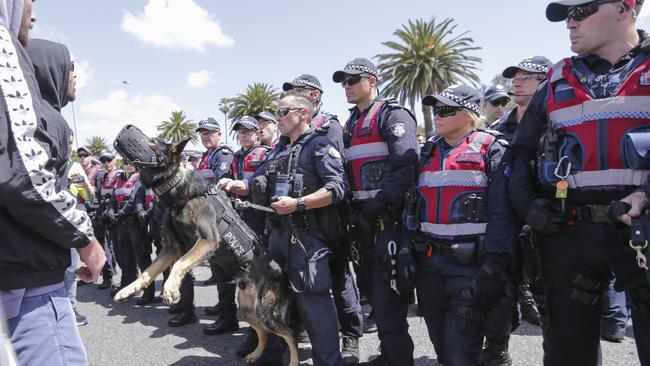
[113,133,302,365]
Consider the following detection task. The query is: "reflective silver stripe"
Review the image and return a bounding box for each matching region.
[418,170,488,188]
[352,189,380,200]
[360,100,386,129]
[566,169,650,188]
[550,96,650,128]
[420,222,487,236]
[114,188,131,195]
[346,142,389,161]
[467,131,492,152]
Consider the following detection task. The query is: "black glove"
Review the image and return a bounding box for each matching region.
[628,285,650,315]
[361,197,387,222]
[524,198,571,234]
[106,210,118,225]
[472,255,509,311]
[396,246,416,292]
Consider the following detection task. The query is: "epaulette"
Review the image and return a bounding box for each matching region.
[216,145,234,154]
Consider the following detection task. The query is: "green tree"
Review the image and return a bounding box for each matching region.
[85,136,108,156]
[157,110,197,143]
[227,83,279,120]
[375,18,482,134]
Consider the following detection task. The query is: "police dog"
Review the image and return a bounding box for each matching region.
[112,127,301,365]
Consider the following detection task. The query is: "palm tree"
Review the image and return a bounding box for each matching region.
[375,18,482,134]
[218,97,232,145]
[227,83,279,120]
[86,136,108,156]
[157,110,197,143]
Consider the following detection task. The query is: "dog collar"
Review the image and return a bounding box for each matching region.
[153,169,184,196]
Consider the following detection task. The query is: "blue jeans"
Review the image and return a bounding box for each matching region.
[64,248,80,308]
[7,286,87,366]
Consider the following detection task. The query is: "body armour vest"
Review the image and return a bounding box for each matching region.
[344,99,388,200]
[544,54,650,189]
[418,131,495,238]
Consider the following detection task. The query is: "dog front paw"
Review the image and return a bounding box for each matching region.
[162,283,181,304]
[244,351,262,363]
[113,282,142,302]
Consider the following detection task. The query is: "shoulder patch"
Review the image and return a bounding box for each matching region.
[328,146,341,159]
[390,122,406,138]
[218,162,228,172]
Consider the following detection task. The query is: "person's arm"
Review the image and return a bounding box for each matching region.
[0,33,93,249]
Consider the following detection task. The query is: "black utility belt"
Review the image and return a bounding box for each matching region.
[415,237,484,266]
[566,204,613,224]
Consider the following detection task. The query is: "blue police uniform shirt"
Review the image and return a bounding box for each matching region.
[249,128,348,206]
[490,108,518,143]
[208,145,234,180]
[347,98,420,207]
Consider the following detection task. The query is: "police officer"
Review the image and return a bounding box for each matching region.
[333,57,418,366]
[414,84,511,366]
[284,73,363,365]
[482,85,510,126]
[283,74,345,155]
[95,151,121,292]
[490,56,553,142]
[168,118,234,327]
[219,92,346,366]
[203,116,267,337]
[509,1,650,364]
[254,111,280,148]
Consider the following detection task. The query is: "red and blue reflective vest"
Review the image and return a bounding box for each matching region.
[232,145,268,180]
[99,169,121,199]
[418,131,496,238]
[114,172,140,207]
[545,55,650,188]
[344,99,388,200]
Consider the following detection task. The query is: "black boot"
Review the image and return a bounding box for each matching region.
[363,311,378,333]
[167,310,197,327]
[205,303,223,316]
[342,336,360,366]
[136,286,160,306]
[236,327,259,358]
[98,276,113,290]
[203,305,239,335]
[480,338,513,366]
[518,283,541,325]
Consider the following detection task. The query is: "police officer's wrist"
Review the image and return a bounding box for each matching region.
[296,197,307,212]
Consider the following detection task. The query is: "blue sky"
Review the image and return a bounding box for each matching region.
[30,0,650,151]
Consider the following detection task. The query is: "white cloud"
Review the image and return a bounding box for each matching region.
[71,58,93,89]
[121,0,235,52]
[77,90,180,145]
[186,70,215,88]
[640,4,650,22]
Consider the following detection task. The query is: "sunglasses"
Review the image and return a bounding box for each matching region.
[433,105,461,118]
[566,0,619,22]
[77,154,89,158]
[100,158,113,164]
[276,107,303,117]
[489,98,510,107]
[341,75,365,87]
[70,60,75,72]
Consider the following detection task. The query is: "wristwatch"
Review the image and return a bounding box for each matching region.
[296,197,307,212]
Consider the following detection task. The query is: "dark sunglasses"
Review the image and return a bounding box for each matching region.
[433,105,461,118]
[276,107,303,117]
[70,60,75,72]
[100,158,113,164]
[566,0,619,22]
[77,154,89,158]
[341,75,364,87]
[489,98,510,107]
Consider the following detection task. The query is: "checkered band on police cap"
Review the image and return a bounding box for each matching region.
[344,63,378,77]
[196,117,221,132]
[294,77,322,91]
[438,90,482,115]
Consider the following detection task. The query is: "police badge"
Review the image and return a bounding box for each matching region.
[390,122,406,138]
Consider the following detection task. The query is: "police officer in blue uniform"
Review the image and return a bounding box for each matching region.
[168,118,234,328]
[482,86,510,126]
[284,73,363,365]
[490,56,553,142]
[254,111,280,149]
[219,92,346,366]
[333,57,419,366]
[509,1,650,364]
[413,84,512,366]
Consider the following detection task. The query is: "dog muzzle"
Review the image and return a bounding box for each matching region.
[113,125,160,168]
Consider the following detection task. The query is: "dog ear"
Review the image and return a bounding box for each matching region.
[170,138,191,160]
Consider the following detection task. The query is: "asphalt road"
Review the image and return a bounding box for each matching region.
[76,262,641,366]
